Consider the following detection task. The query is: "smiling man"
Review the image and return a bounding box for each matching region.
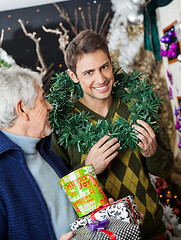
[67,49,114,117]
[51,30,174,240]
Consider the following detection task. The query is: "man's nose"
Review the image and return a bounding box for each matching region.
[96,71,105,84]
[46,99,53,112]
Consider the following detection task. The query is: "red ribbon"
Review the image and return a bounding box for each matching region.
[90,203,110,220]
[100,229,116,240]
[90,197,139,225]
[118,198,139,225]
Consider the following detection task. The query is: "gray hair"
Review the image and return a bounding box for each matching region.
[0,66,43,129]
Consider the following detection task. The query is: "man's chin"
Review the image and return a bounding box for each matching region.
[41,127,52,138]
[46,128,52,137]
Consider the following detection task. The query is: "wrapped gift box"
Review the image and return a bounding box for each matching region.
[71,217,141,240]
[70,195,140,231]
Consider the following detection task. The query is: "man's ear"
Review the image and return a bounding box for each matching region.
[67,69,79,83]
[16,100,29,121]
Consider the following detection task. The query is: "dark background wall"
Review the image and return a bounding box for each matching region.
[0,0,113,76]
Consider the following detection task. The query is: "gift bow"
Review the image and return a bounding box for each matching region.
[87,219,110,231]
[87,219,116,240]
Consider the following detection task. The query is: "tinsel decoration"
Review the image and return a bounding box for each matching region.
[0,59,12,68]
[48,68,162,154]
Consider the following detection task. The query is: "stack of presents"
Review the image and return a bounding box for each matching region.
[59,165,141,240]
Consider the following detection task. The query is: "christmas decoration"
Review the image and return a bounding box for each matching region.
[174,21,181,42]
[168,87,173,100]
[174,105,181,148]
[53,2,111,36]
[108,0,144,73]
[48,68,161,154]
[42,23,69,56]
[127,10,143,25]
[16,1,112,93]
[127,0,145,25]
[149,173,181,238]
[149,172,181,238]
[0,48,16,68]
[18,18,54,93]
[162,205,181,238]
[167,70,173,85]
[0,29,16,68]
[0,58,12,68]
[178,54,181,62]
[160,20,181,64]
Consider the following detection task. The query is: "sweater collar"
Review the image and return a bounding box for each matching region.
[0,130,52,155]
[1,130,40,155]
[74,96,119,121]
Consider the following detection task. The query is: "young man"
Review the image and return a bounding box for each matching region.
[0,66,77,240]
[51,30,174,239]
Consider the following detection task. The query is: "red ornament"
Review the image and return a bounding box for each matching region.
[156,178,168,189]
[166,193,172,199]
[176,198,181,207]
[156,188,161,195]
[173,207,180,215]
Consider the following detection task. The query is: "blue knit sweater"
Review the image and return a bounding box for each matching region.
[0,130,74,240]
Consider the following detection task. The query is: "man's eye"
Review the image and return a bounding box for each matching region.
[101,65,108,70]
[85,71,92,75]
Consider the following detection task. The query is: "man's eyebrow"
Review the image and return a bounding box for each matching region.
[82,68,94,74]
[81,61,110,74]
[101,61,110,67]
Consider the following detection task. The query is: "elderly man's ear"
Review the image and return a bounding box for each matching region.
[16,100,29,121]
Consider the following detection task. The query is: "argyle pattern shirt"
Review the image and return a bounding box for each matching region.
[79,98,158,224]
[52,95,173,239]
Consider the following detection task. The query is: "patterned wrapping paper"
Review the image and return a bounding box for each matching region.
[71,218,141,240]
[70,195,141,231]
[59,164,109,217]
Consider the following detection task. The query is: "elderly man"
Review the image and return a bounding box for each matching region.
[0,66,77,240]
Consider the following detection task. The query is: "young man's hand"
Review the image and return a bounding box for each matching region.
[85,135,120,174]
[58,231,74,240]
[132,119,157,157]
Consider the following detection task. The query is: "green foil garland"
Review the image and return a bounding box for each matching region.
[48,68,162,154]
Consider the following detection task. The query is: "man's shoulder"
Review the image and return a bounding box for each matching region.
[0,130,19,154]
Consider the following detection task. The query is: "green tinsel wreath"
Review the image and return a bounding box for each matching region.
[48,68,162,154]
